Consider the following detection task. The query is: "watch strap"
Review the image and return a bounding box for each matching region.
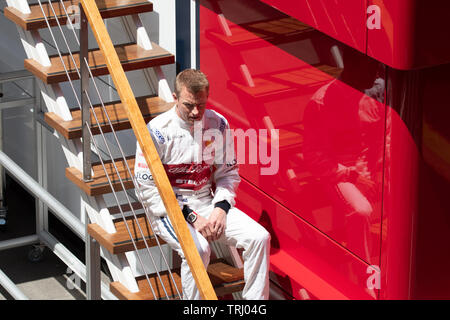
[182,205,193,220]
[214,200,231,214]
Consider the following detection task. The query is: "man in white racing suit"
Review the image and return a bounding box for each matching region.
[134,69,270,300]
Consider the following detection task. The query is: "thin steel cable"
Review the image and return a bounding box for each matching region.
[81,59,181,298]
[44,0,181,299]
[42,24,116,93]
[72,20,182,300]
[36,0,82,109]
[85,124,159,300]
[59,0,81,46]
[40,2,116,96]
[84,88,182,299]
[84,92,177,300]
[48,0,117,103]
[58,0,117,93]
[51,0,181,298]
[35,0,169,299]
[45,0,81,80]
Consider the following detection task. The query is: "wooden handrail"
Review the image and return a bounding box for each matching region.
[79,0,217,300]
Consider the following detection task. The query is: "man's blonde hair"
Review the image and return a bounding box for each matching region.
[174,69,209,97]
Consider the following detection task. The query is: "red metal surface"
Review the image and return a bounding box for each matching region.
[379,65,450,299]
[200,0,384,260]
[412,65,450,299]
[200,0,384,299]
[379,70,421,298]
[199,0,450,299]
[257,0,450,70]
[259,0,367,53]
[367,0,450,70]
[236,177,377,300]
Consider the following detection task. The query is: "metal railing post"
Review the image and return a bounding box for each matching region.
[0,82,5,230]
[80,0,217,299]
[80,4,91,182]
[80,4,100,300]
[85,209,101,300]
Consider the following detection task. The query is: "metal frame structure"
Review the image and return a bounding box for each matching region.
[0,69,116,300]
[0,0,244,300]
[0,0,183,301]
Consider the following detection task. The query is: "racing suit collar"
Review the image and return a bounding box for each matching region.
[172,105,204,131]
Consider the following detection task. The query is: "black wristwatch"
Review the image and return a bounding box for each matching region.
[186,211,198,224]
[183,205,198,224]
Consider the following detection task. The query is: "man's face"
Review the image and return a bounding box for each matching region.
[174,86,208,125]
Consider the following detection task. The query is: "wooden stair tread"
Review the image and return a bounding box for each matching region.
[207,260,245,284]
[66,155,136,196]
[229,65,342,100]
[44,95,173,139]
[110,261,244,300]
[111,269,182,300]
[4,0,153,31]
[206,16,314,49]
[208,260,245,297]
[108,202,143,215]
[24,42,174,84]
[87,212,163,254]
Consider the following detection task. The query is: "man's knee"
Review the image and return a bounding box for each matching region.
[197,239,211,264]
[252,226,271,246]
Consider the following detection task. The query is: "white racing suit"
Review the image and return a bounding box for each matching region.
[134,106,270,300]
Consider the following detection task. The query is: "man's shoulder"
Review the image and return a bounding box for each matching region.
[148,105,175,128]
[204,109,229,133]
[145,106,175,146]
[205,108,227,120]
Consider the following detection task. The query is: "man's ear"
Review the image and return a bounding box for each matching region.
[172,92,177,101]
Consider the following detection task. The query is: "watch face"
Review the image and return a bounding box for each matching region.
[187,212,197,224]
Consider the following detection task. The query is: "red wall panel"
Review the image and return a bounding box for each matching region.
[200,0,385,267]
[379,65,450,299]
[258,0,450,69]
[199,0,450,299]
[259,0,367,52]
[236,177,377,299]
[367,0,450,70]
[199,0,386,299]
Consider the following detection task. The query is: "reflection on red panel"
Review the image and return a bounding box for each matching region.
[200,0,450,300]
[256,0,450,70]
[236,178,377,300]
[259,0,367,52]
[200,0,384,267]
